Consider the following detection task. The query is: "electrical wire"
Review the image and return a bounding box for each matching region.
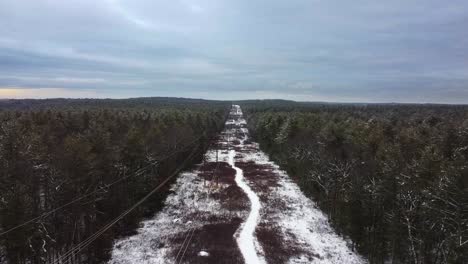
[0,136,204,238]
[53,144,200,264]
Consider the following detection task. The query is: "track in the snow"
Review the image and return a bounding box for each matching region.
[228,106,265,264]
[109,105,366,264]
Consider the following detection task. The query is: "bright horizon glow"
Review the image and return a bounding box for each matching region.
[1,87,466,105]
[0,88,104,99]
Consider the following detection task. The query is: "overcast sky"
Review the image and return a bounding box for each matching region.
[0,0,467,103]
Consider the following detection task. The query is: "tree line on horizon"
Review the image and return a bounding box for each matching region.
[243,102,468,264]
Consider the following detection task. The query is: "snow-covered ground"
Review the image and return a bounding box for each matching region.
[230,147,265,264]
[108,105,366,264]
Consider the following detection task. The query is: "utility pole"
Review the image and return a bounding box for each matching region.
[215,146,219,187]
[203,153,206,187]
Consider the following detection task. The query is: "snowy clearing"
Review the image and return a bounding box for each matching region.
[108,105,366,264]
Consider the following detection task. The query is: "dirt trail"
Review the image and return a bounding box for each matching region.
[108,105,366,264]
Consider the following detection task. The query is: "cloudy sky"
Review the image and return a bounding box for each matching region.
[0,0,467,103]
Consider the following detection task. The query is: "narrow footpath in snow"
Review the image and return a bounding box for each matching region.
[229,105,265,264]
[108,105,366,264]
[229,150,264,264]
[229,142,265,263]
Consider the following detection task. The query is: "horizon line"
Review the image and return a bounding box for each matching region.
[1,96,467,106]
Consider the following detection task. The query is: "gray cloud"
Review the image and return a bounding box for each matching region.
[0,0,467,103]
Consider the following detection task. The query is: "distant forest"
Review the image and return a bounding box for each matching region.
[242,101,468,263]
[0,98,229,263]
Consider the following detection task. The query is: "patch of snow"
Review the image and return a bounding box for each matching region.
[229,149,266,264]
[236,134,365,263]
[108,170,229,264]
[198,251,210,257]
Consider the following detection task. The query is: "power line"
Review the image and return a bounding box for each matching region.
[0,136,204,238]
[55,145,200,263]
[174,226,195,263]
[54,144,200,264]
[174,138,224,263]
[136,110,232,263]
[176,227,196,264]
[0,170,134,238]
[160,139,217,255]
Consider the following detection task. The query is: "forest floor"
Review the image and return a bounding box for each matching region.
[108,105,365,264]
